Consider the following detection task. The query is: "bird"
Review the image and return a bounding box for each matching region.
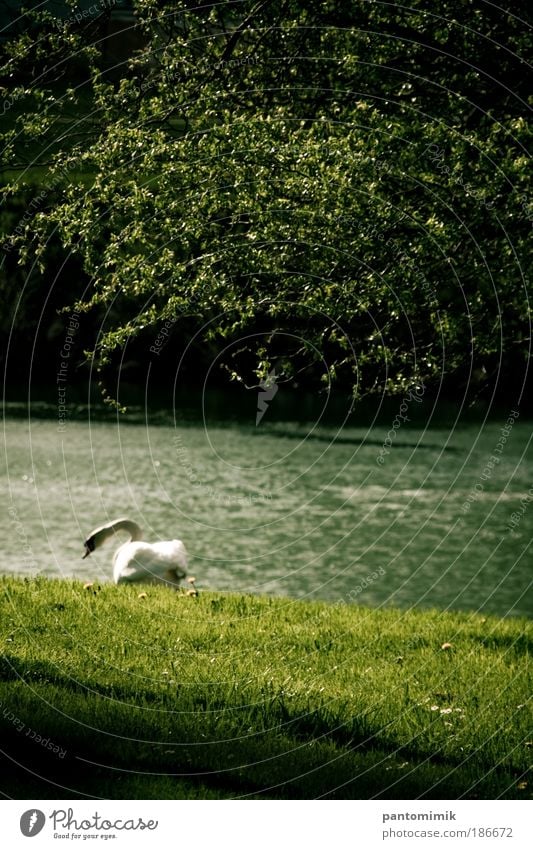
[82,517,188,589]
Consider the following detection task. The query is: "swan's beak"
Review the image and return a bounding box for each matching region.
[82,546,91,559]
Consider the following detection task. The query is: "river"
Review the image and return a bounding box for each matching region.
[2,411,531,617]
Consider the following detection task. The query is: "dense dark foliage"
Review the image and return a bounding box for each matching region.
[1,1,531,402]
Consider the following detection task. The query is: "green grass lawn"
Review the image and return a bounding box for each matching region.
[0,577,531,800]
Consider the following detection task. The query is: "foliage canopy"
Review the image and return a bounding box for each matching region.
[1,1,531,399]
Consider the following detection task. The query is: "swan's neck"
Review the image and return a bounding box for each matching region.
[110,519,142,541]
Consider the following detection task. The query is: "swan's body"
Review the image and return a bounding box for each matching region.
[82,518,187,589]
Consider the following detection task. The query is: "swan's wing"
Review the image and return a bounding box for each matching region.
[113,540,188,584]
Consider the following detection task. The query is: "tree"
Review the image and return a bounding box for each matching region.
[2,1,531,402]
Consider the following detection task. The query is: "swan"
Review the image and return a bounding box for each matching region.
[82,517,188,589]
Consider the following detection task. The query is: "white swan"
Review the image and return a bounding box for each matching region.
[82,517,188,589]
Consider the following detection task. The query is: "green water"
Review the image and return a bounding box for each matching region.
[2,414,531,617]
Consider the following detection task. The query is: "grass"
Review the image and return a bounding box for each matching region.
[0,577,531,800]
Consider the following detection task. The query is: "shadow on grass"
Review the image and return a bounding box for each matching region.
[0,723,525,800]
[0,657,527,801]
[470,632,533,654]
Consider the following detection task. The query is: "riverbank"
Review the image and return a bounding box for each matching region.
[0,577,530,799]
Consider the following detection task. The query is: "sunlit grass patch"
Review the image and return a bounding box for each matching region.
[0,577,530,799]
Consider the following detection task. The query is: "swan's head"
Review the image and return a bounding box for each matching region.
[82,535,96,559]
